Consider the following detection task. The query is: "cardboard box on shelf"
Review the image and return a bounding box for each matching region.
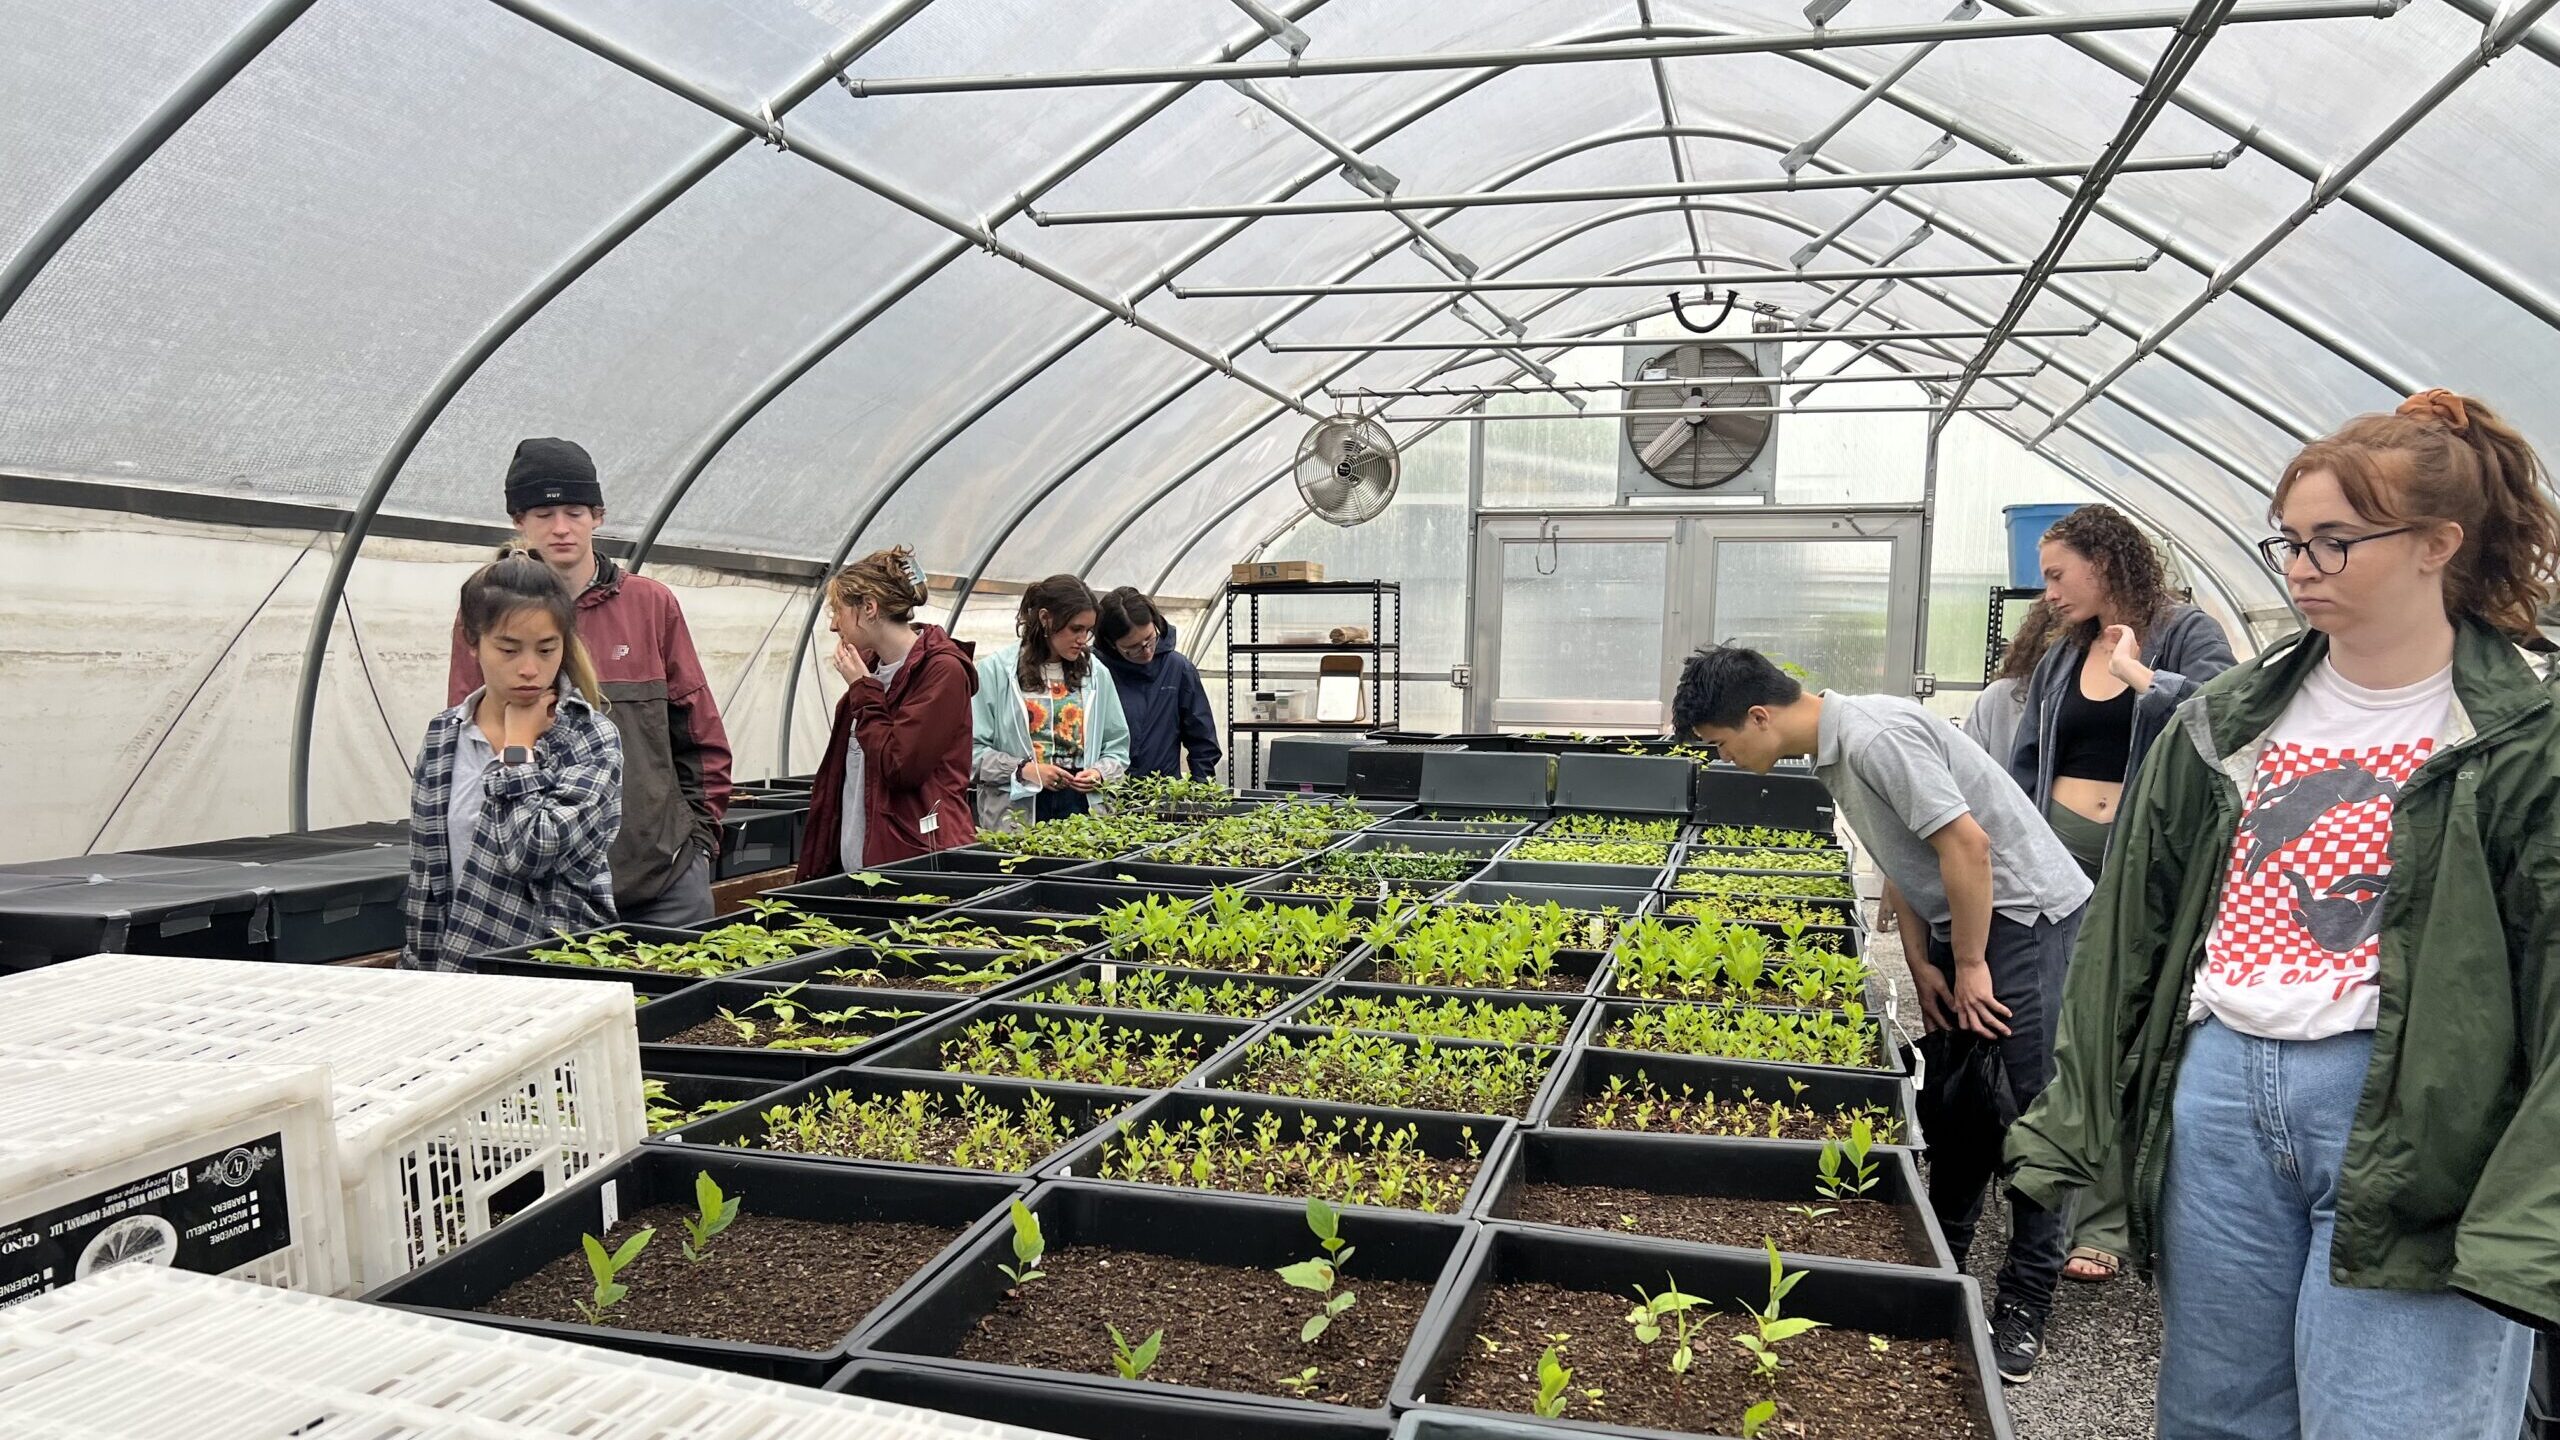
[1231,560,1325,585]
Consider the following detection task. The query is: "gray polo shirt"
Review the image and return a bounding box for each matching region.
[1813,690,2090,936]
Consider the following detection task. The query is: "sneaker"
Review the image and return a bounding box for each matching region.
[1990,1299,2045,1384]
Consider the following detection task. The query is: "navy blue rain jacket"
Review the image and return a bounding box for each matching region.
[1096,622,1222,780]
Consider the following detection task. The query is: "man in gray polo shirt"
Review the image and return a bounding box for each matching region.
[1672,644,2090,1385]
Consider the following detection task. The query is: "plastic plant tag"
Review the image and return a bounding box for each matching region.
[600,1179,620,1232]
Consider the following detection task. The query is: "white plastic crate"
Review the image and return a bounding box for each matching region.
[0,1267,1051,1440]
[0,956,646,1290]
[0,1058,347,1305]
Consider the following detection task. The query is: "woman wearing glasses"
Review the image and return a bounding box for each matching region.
[2007,504,2238,1288]
[2008,391,2558,1438]
[1095,586,1222,782]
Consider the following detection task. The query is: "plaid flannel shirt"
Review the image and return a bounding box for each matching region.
[401,689,622,972]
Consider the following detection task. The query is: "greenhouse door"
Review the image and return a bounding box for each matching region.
[1469,511,1921,732]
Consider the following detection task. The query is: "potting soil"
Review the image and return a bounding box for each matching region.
[1509,1182,1919,1267]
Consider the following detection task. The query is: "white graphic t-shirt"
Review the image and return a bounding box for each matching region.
[2191,659,2454,1040]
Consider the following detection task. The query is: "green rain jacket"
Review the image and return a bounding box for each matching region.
[2005,618,2560,1330]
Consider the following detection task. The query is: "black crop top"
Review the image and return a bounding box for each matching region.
[2052,679,2136,782]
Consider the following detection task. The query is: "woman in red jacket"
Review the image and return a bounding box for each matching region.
[796,547,978,876]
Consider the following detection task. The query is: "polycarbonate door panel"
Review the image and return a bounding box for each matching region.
[1690,513,1922,699]
[1474,516,1681,731]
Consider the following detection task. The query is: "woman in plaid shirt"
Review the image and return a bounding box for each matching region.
[401,554,623,972]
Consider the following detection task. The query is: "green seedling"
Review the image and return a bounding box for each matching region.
[1816,1115,1881,1201]
[1108,1323,1165,1381]
[846,871,893,888]
[1532,1344,1574,1418]
[1731,1238,1826,1378]
[1277,1197,1358,1342]
[575,1226,655,1325]
[1786,1204,1839,1222]
[680,1170,741,1261]
[1742,1399,1778,1438]
[1276,1366,1322,1397]
[997,1199,1046,1289]
[1625,1274,1709,1374]
[1870,1334,1892,1354]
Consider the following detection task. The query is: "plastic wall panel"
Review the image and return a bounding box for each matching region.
[1256,0,1589,156]
[0,0,708,504]
[2159,299,2397,438]
[2352,47,2560,317]
[2105,354,2302,487]
[529,0,918,97]
[1655,40,1944,175]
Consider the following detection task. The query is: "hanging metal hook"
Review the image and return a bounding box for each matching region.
[1534,516,1560,576]
[1667,287,1738,334]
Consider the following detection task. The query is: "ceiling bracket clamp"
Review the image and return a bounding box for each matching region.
[755,102,789,151]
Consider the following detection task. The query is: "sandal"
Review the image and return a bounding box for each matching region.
[2064,1246,2122,1283]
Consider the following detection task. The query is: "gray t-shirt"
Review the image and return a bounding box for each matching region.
[449,713,497,876]
[1814,690,2090,936]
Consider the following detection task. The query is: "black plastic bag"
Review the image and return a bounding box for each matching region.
[1910,1027,2018,1160]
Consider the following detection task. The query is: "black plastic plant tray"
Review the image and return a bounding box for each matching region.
[1374,810,1542,837]
[1633,908,1865,960]
[367,1148,1021,1384]
[1591,999,1902,1079]
[254,852,411,964]
[634,980,962,1081]
[1474,1129,1952,1272]
[1550,753,1694,817]
[1691,763,1838,832]
[1418,751,1554,812]
[714,806,801,881]
[1472,858,1668,892]
[0,873,266,971]
[1191,1026,1561,1120]
[1676,844,1852,874]
[1086,893,1392,978]
[763,870,1028,912]
[1045,1090,1514,1219]
[1391,1412,1596,1440]
[655,1065,1147,1180]
[1277,982,1593,1053]
[1320,829,1512,862]
[967,879,1205,919]
[858,1002,1258,1085]
[1533,1047,1921,1144]
[470,923,798,991]
[855,1179,1473,1422]
[1444,881,1657,919]
[790,949,1076,998]
[877,848,1086,878]
[995,961,1322,1019]
[1336,947,1610,998]
[1388,1225,2012,1440]
[1596,945,1894,1022]
[1345,745,1440,802]
[1266,735,1373,792]
[1057,858,1277,888]
[829,1359,1395,1440]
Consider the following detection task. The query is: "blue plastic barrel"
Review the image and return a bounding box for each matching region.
[2004,502,2085,589]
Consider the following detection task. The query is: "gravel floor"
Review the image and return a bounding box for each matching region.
[1865,922,2162,1440]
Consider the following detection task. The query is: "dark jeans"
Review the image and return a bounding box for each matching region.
[618,845,714,928]
[1923,905,2083,1316]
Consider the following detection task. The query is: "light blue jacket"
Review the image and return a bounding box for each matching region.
[969,641,1132,830]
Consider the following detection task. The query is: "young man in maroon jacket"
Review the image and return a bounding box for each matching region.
[449,438,733,926]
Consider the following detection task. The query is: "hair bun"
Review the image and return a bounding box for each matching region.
[2396,388,2471,433]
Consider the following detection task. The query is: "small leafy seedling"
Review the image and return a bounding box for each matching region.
[1624,1274,1709,1375]
[575,1226,654,1325]
[1276,1197,1358,1342]
[847,871,893,888]
[1816,1114,1881,1201]
[1786,1203,1839,1222]
[1732,1238,1826,1378]
[1276,1366,1322,1397]
[1870,1334,1892,1354]
[1532,1344,1574,1419]
[1108,1322,1164,1381]
[681,1170,741,1261]
[1742,1399,1778,1438]
[998,1199,1046,1289]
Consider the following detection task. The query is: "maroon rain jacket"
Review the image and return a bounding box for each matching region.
[798,624,978,875]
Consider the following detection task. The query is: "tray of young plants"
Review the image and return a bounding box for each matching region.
[809,911,1103,994]
[634,980,958,1081]
[473,925,716,995]
[1198,1027,1558,1121]
[643,1072,786,1136]
[973,878,1211,919]
[1279,984,1589,1050]
[862,1003,1257,1089]
[1684,824,1840,853]
[1667,864,1857,901]
[1375,810,1541,837]
[1273,843,1494,901]
[975,812,1188,863]
[1472,857,1669,894]
[474,904,873,984]
[1051,1092,1508,1218]
[1537,813,1684,845]
[1604,917,1874,1013]
[830,1358,1397,1440]
[1443,883,1651,932]
[1349,898,1620,995]
[1095,889,1376,978]
[1389,1225,2009,1440]
[1507,837,1675,873]
[1592,999,1892,1076]
[1676,846,1853,881]
[1150,800,1378,868]
[657,1068,1141,1179]
[857,1182,1471,1419]
[999,961,1316,1020]
[1102,774,1258,821]
[1660,890,1862,935]
[367,1148,1021,1384]
[1062,857,1280,890]
[1537,1049,1916,1147]
[760,868,1029,917]
[1476,1128,1951,1272]
[880,847,1090,878]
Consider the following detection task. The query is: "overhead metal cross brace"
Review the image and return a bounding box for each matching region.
[1271,324,2097,351]
[1330,367,2044,398]
[1380,402,2022,420]
[1791,134,1958,267]
[1030,151,2235,224]
[1784,1,1979,174]
[1175,256,2154,297]
[839,1,2395,95]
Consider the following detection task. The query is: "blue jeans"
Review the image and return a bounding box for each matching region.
[2157,1018,2532,1439]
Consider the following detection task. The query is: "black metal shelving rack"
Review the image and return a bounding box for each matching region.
[1224,579,1402,788]
[1983,584,2045,682]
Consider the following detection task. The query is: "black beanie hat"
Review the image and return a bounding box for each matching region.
[504,437,603,513]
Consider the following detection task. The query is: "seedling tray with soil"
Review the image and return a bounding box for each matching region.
[474,927,713,997]
[1279,983,1588,1050]
[807,910,1104,990]
[368,1148,1019,1383]
[1061,858,1279,889]
[1477,1130,1951,1272]
[881,847,1089,878]
[1603,916,1872,1013]
[1665,864,1858,902]
[1391,1225,2009,1440]
[761,869,1029,916]
[1052,1091,1510,1217]
[1443,882,1653,931]
[1660,891,1861,933]
[971,880,1207,919]
[1351,899,1617,995]
[474,920,857,986]
[1374,811,1540,838]
[1505,837,1675,870]
[1537,1049,1916,1146]
[1198,1027,1558,1120]
[636,980,959,1080]
[657,1067,1142,1178]
[1473,858,1669,893]
[830,1358,1395,1440]
[1682,825,1841,853]
[974,814,1189,862]
[1000,961,1317,1020]
[863,1003,1256,1089]
[1535,812,1685,845]
[643,1071,787,1135]
[1676,845,1852,875]
[860,1181,1469,1418]
[1094,889,1382,979]
[1593,1000,1896,1076]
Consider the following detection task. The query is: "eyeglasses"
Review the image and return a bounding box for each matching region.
[2255,526,2419,576]
[1114,636,1158,661]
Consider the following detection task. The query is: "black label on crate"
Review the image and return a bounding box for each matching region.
[0,1131,294,1308]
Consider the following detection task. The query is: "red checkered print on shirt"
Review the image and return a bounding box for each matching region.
[2200,738,2433,1004]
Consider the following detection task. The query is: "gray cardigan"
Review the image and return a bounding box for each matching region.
[2008,603,2237,828]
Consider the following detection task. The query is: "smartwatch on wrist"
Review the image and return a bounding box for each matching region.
[500,744,534,767]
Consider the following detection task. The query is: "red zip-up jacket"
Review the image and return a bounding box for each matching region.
[450,557,731,904]
[798,624,977,875]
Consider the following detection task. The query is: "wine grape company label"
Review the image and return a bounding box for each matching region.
[0,1133,294,1308]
